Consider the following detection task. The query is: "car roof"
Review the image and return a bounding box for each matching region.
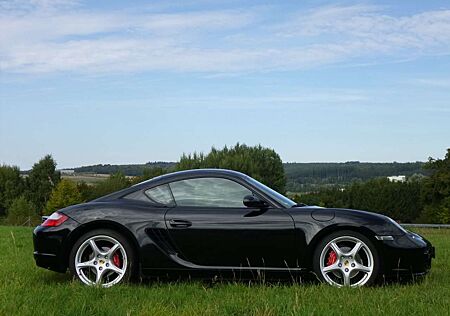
[135,168,248,187]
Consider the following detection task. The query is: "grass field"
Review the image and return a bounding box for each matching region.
[62,173,109,185]
[0,226,449,316]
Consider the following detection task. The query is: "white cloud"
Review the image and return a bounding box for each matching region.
[409,78,450,88]
[1,3,450,74]
[0,0,79,12]
[278,5,450,54]
[175,89,370,107]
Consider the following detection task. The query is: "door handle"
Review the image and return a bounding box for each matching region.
[169,219,192,228]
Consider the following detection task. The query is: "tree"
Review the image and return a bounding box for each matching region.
[0,165,24,216]
[6,196,38,226]
[420,149,450,223]
[25,155,60,215]
[77,181,93,202]
[176,143,286,193]
[44,179,84,215]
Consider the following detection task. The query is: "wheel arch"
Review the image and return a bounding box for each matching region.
[63,220,141,271]
[304,224,381,269]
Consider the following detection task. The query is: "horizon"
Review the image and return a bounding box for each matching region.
[13,157,431,172]
[6,153,433,171]
[62,158,427,172]
[1,0,450,169]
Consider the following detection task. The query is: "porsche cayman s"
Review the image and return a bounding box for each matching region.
[33,169,434,287]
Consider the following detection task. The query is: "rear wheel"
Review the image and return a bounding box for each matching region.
[313,230,379,287]
[69,229,135,287]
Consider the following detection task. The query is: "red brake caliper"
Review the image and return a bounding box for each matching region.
[112,252,121,268]
[326,250,337,266]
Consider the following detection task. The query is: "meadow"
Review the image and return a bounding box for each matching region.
[0,226,449,316]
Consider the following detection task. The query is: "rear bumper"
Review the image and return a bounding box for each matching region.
[32,217,79,273]
[379,232,434,277]
[33,251,67,272]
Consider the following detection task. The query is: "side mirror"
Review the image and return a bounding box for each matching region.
[243,195,268,208]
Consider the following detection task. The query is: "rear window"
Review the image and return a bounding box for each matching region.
[145,184,175,206]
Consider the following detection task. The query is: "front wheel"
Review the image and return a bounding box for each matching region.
[69,229,135,287]
[313,230,380,287]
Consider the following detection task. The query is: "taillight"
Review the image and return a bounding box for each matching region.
[41,212,69,227]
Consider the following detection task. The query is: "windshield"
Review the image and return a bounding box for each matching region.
[245,176,296,208]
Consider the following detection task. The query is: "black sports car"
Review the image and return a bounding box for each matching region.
[33,169,434,287]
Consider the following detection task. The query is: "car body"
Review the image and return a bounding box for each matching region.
[33,169,435,287]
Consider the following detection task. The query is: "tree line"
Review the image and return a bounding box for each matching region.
[291,149,450,224]
[285,161,426,192]
[66,161,427,193]
[73,162,175,176]
[1,145,448,225]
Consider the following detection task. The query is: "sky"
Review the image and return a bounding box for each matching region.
[1,0,450,169]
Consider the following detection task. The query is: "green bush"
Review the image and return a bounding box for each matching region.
[44,179,84,215]
[6,196,38,226]
[419,198,450,224]
[420,149,450,223]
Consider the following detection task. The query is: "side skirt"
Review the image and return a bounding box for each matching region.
[168,254,307,272]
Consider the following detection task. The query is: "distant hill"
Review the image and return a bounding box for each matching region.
[74,162,176,176]
[71,161,427,192]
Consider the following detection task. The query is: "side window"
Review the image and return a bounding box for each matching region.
[169,177,252,207]
[145,184,175,206]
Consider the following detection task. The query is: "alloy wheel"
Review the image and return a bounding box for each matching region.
[319,235,374,287]
[74,235,128,287]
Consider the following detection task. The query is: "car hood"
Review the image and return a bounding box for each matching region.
[289,206,406,236]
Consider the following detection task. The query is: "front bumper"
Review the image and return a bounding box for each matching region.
[379,231,434,277]
[33,217,79,273]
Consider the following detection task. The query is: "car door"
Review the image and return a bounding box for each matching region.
[159,177,297,269]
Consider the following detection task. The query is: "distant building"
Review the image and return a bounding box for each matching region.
[60,169,75,175]
[387,175,406,182]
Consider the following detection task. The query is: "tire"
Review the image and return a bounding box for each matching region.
[313,230,380,287]
[69,229,135,287]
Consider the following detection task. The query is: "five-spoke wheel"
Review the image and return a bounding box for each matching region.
[314,231,379,287]
[69,229,134,287]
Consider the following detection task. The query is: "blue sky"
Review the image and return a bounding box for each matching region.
[1,0,449,169]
